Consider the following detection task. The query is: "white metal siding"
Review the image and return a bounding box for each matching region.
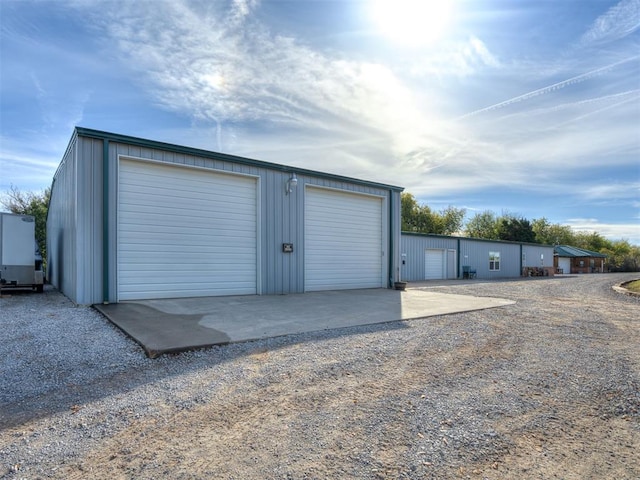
[118,159,257,300]
[305,187,383,291]
[425,249,445,279]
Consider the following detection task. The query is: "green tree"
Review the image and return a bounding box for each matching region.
[601,239,640,272]
[464,210,497,239]
[495,214,536,243]
[531,217,575,245]
[619,243,640,272]
[401,193,465,235]
[401,192,421,232]
[1,185,50,262]
[438,205,466,236]
[573,231,611,252]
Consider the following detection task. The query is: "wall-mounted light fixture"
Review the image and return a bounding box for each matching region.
[285,173,298,195]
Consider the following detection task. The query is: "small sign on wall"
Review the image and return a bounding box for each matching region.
[282,243,294,253]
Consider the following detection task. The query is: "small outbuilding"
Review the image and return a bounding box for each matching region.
[400,233,555,281]
[47,128,403,304]
[554,245,607,274]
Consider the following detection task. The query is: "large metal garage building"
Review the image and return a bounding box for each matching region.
[47,128,403,305]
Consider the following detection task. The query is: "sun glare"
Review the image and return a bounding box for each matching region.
[371,0,455,47]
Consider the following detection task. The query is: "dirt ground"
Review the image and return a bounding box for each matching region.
[3,274,639,479]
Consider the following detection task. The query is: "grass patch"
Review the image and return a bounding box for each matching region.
[624,279,640,293]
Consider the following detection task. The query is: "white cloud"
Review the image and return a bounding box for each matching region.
[0,141,61,191]
[580,0,640,46]
[78,1,449,170]
[565,217,640,244]
[580,182,640,202]
[65,0,638,213]
[408,36,501,78]
[231,0,259,20]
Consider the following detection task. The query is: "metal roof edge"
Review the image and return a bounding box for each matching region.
[74,127,404,192]
[401,231,554,248]
[554,245,608,258]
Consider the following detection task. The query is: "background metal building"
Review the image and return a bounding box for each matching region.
[400,233,555,281]
[48,128,403,304]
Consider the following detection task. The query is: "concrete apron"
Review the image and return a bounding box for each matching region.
[94,288,515,358]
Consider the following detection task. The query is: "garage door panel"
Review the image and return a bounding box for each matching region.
[425,249,445,280]
[118,225,258,240]
[119,203,256,222]
[120,270,255,283]
[123,284,254,300]
[119,252,256,264]
[122,162,254,188]
[118,159,257,300]
[119,239,256,252]
[121,184,255,207]
[305,187,383,291]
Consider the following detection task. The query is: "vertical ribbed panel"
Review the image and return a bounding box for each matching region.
[47,135,79,302]
[459,239,521,278]
[522,245,555,268]
[77,137,104,304]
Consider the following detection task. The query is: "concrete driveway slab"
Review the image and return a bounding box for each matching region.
[94,288,514,357]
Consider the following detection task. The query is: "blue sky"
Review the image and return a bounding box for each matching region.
[1,0,639,244]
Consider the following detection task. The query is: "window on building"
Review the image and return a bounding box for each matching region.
[489,251,500,271]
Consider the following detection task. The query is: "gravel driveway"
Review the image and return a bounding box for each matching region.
[1,274,639,479]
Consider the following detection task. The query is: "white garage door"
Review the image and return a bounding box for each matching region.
[425,249,445,280]
[305,187,383,291]
[558,257,571,274]
[118,159,258,300]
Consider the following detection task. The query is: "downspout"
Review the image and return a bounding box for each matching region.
[519,244,523,276]
[456,237,461,278]
[388,190,394,288]
[102,139,110,304]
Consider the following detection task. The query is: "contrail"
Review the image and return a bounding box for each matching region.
[552,93,640,128]
[493,88,640,122]
[455,55,640,121]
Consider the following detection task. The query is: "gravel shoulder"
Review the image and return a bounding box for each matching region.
[1,274,639,479]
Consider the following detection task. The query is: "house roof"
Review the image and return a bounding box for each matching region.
[554,245,607,258]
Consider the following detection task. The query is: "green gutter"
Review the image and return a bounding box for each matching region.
[519,244,523,274]
[457,237,461,278]
[102,139,109,303]
[388,190,394,288]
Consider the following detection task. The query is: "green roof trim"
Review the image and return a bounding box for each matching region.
[75,127,404,192]
[554,245,607,258]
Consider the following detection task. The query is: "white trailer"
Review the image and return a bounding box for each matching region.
[0,212,44,292]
